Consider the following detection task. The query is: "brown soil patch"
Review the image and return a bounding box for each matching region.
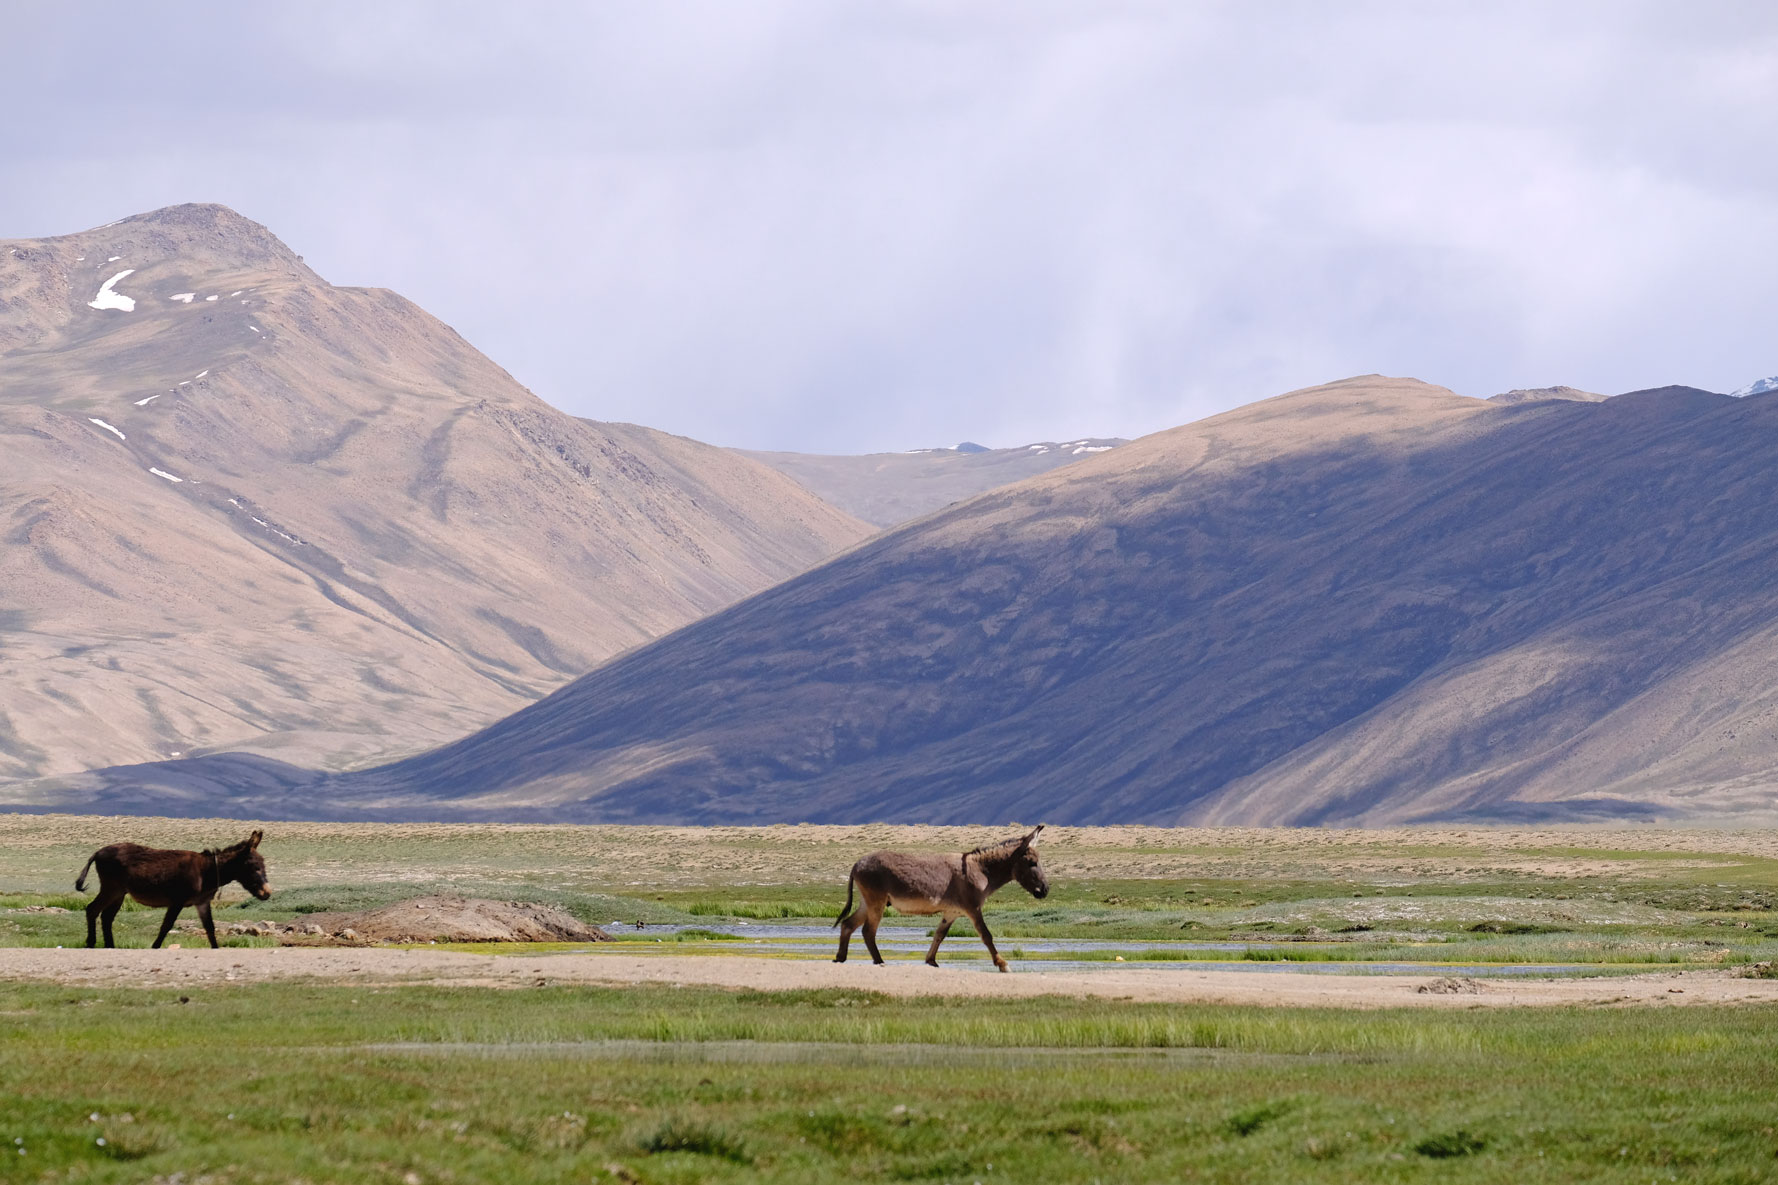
[283,896,608,944]
[3,948,1778,1009]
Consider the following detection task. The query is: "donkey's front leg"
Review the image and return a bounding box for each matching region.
[151,905,185,949]
[924,917,955,967]
[196,901,220,949]
[967,908,1008,972]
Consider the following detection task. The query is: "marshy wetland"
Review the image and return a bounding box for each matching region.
[2,815,1776,1182]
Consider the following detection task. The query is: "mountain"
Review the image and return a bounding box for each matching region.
[739,437,1126,527]
[1732,376,1778,398]
[30,373,1778,827]
[0,204,872,783]
[1487,385,1607,405]
[1617,385,1725,399]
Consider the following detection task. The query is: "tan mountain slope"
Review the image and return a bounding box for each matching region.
[739,437,1127,527]
[0,204,871,782]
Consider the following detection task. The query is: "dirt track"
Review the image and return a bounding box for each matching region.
[4,947,1777,1009]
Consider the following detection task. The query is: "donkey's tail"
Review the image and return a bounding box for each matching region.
[74,850,100,893]
[833,871,856,928]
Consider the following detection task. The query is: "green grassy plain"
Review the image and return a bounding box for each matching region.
[4,817,1778,1181]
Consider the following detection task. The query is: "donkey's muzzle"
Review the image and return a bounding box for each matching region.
[254,886,273,900]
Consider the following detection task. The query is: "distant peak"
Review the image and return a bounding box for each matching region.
[127,201,267,232]
[1489,385,1608,405]
[954,441,990,454]
[1616,385,1727,400]
[1730,375,1778,399]
[20,203,315,279]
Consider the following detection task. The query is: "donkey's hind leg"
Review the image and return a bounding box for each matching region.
[857,891,890,965]
[861,912,884,965]
[923,917,955,967]
[834,911,860,963]
[151,905,185,949]
[196,901,220,949]
[91,888,125,948]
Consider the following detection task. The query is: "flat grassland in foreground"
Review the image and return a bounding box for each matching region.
[2,983,1777,1184]
[1,816,1776,1182]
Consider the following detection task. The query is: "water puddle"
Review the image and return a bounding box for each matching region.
[594,923,1607,976]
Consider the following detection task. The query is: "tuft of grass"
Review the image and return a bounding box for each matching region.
[1414,1129,1487,1158]
[685,899,837,919]
[1227,1100,1292,1136]
[669,928,744,942]
[637,1118,751,1163]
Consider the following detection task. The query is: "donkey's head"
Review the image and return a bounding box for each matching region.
[220,829,272,900]
[1012,825,1048,899]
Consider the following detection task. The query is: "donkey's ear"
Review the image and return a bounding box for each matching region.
[1020,823,1045,846]
[248,829,263,848]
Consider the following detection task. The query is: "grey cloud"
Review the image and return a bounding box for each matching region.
[2,1,1774,451]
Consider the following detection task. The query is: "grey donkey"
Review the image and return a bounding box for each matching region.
[833,826,1049,972]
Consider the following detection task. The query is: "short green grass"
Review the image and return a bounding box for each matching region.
[1,982,1776,1183]
[7,821,1778,1181]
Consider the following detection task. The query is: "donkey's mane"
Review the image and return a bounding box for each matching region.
[964,836,1029,861]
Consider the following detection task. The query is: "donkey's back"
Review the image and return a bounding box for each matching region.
[850,850,962,912]
[77,843,205,901]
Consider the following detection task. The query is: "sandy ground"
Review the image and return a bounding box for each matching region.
[3,947,1775,1009]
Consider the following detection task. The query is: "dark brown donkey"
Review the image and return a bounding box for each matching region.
[833,826,1048,972]
[75,830,273,949]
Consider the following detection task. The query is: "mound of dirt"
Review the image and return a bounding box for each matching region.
[280,896,610,945]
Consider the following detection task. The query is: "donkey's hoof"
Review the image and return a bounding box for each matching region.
[994,959,1009,973]
[833,956,846,964]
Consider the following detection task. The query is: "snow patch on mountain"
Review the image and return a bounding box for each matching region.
[1730,376,1778,398]
[87,270,136,312]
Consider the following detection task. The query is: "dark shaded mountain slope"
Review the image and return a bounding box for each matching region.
[30,374,1778,825]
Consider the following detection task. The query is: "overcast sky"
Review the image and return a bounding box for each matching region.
[4,2,1775,452]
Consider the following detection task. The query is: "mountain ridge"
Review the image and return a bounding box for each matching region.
[0,204,873,783]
